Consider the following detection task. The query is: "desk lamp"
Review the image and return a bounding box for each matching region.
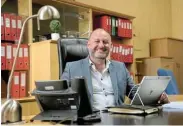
[1,5,60,124]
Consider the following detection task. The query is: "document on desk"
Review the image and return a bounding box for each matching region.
[107,105,160,115]
[163,101,183,109]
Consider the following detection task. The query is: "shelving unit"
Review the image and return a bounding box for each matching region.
[1,11,30,99]
[92,10,135,81]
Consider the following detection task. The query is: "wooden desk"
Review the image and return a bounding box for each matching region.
[10,95,183,125]
[19,109,183,125]
[97,110,183,125]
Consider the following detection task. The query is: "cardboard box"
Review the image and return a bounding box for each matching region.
[150,37,183,94]
[136,57,182,93]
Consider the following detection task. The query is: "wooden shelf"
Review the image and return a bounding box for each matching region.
[1,96,36,104]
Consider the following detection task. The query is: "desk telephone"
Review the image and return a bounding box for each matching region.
[31,78,101,123]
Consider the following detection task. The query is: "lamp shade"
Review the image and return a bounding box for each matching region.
[38,5,60,20]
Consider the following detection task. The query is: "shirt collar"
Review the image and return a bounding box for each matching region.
[89,58,111,72]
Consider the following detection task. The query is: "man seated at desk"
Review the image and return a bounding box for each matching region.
[61,28,169,110]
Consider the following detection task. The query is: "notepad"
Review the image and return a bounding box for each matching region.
[163,102,183,109]
[107,104,162,115]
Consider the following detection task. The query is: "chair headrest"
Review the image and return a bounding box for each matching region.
[57,38,89,74]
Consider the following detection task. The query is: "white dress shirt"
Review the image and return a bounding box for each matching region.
[89,59,115,110]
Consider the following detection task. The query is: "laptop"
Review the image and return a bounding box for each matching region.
[131,76,171,105]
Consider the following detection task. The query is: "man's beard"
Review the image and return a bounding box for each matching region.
[94,51,109,59]
[89,49,109,59]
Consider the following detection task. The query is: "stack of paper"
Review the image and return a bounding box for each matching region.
[163,102,183,109]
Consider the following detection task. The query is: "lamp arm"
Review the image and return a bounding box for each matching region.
[7,14,38,99]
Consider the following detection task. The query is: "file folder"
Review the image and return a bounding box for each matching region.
[23,44,29,70]
[120,19,125,37]
[130,46,133,63]
[94,15,111,34]
[18,45,24,70]
[123,19,127,38]
[12,44,19,70]
[10,14,17,41]
[110,44,114,60]
[110,44,116,60]
[5,43,13,70]
[126,20,130,38]
[108,16,111,35]
[111,17,116,36]
[115,44,119,61]
[126,46,129,62]
[20,71,26,97]
[4,13,11,41]
[11,71,20,98]
[118,45,123,62]
[123,45,127,62]
[1,13,5,40]
[121,44,124,62]
[115,17,118,37]
[118,18,121,38]
[1,43,6,70]
[16,15,22,40]
[100,15,109,32]
[125,46,129,62]
[129,20,132,38]
[111,43,119,61]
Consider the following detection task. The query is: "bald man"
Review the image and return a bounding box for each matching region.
[61,28,168,110]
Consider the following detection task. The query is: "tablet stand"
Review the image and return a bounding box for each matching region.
[129,85,145,106]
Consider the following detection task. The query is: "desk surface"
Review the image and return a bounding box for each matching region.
[15,95,183,125]
[96,109,183,125]
[21,108,183,125]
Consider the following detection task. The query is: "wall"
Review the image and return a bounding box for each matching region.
[171,0,183,39]
[75,0,172,58]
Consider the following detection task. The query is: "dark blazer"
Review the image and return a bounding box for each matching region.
[61,57,135,106]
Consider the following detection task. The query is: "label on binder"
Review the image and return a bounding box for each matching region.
[21,73,26,86]
[1,17,3,26]
[14,76,19,85]
[17,20,22,29]
[5,18,10,27]
[7,45,12,59]
[1,46,5,56]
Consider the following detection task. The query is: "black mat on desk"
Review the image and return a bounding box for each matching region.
[30,110,77,121]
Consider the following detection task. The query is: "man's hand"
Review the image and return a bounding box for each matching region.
[158,92,170,104]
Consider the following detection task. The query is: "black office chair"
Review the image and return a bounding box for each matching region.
[57,38,101,122]
[57,38,89,79]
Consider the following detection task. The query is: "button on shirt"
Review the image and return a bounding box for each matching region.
[89,59,115,110]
